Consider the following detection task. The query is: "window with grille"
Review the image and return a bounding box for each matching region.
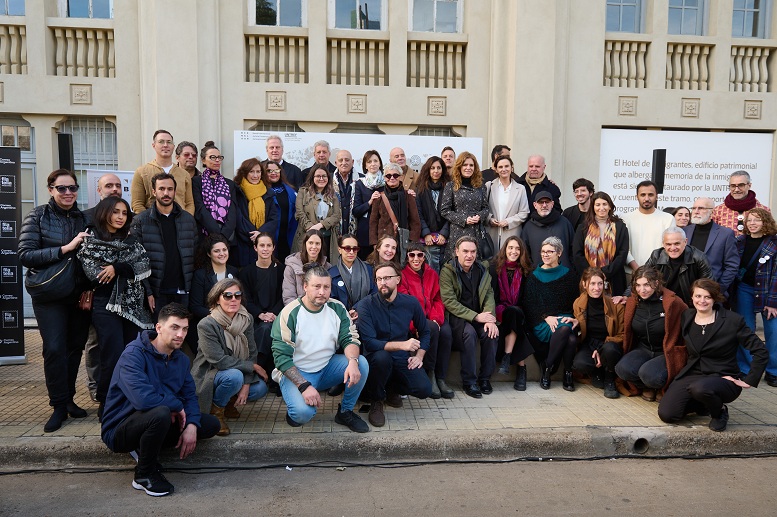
[410,126,461,137]
[606,0,642,33]
[58,117,118,206]
[248,121,304,132]
[0,119,35,214]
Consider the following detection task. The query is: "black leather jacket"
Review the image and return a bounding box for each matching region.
[645,245,713,306]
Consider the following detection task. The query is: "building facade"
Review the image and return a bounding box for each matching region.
[1,0,775,214]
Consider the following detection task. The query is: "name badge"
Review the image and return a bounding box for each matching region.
[338,280,345,287]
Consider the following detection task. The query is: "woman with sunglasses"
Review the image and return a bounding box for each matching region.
[366,234,400,268]
[189,233,239,353]
[415,156,450,273]
[192,278,269,436]
[20,169,92,432]
[292,163,341,263]
[440,152,490,262]
[233,158,279,265]
[352,150,385,260]
[490,236,534,390]
[283,229,331,305]
[369,163,421,262]
[77,196,154,419]
[263,160,298,260]
[192,141,245,266]
[329,234,376,321]
[398,242,454,399]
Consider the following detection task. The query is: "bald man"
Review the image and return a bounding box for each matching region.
[517,155,562,214]
[389,147,419,191]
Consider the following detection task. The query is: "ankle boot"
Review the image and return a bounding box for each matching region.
[603,370,619,399]
[562,370,575,392]
[514,365,527,391]
[225,396,241,419]
[498,353,512,375]
[44,406,69,433]
[540,366,551,390]
[428,371,441,399]
[210,403,230,436]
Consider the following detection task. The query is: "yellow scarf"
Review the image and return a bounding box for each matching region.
[240,178,266,229]
[525,173,546,193]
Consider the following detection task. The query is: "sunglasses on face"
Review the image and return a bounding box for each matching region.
[51,185,79,193]
[384,173,402,180]
[407,252,425,258]
[221,291,242,300]
[340,246,360,253]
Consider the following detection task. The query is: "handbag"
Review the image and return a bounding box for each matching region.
[477,223,495,261]
[381,193,410,265]
[25,256,77,302]
[78,289,94,311]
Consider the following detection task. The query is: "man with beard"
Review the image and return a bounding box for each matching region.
[712,170,771,237]
[683,197,739,298]
[562,178,595,232]
[623,180,675,273]
[266,134,304,189]
[355,262,432,427]
[645,227,713,306]
[175,141,200,178]
[521,191,575,270]
[517,154,561,213]
[131,130,194,215]
[130,174,197,320]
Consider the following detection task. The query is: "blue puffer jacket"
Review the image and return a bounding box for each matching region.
[101,330,201,451]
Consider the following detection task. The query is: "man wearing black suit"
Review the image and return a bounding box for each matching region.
[266,134,305,190]
[300,140,337,186]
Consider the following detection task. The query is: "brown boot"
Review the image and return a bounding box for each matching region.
[225,396,241,419]
[210,404,230,436]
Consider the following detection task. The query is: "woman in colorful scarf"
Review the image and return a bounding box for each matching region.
[415,156,450,273]
[352,149,386,260]
[78,196,153,420]
[489,236,534,391]
[233,158,279,265]
[192,278,268,436]
[572,191,630,298]
[292,163,342,261]
[192,141,244,265]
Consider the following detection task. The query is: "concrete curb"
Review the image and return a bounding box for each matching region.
[3,425,777,471]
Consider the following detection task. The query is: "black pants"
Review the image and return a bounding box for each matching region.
[449,315,498,385]
[658,374,742,422]
[498,306,534,363]
[253,320,276,374]
[531,325,578,373]
[573,338,623,376]
[425,319,453,379]
[112,406,220,474]
[92,297,140,403]
[364,350,433,401]
[33,299,90,407]
[153,292,188,322]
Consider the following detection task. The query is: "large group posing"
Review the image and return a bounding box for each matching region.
[19,131,775,497]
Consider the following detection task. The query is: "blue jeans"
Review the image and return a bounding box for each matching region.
[615,348,667,389]
[736,283,777,376]
[280,354,369,424]
[212,369,268,407]
[425,244,445,274]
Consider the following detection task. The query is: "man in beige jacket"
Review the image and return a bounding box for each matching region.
[131,129,194,215]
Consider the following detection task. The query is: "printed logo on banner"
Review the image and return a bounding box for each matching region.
[2,310,19,329]
[0,175,15,193]
[1,265,17,283]
[0,203,16,211]
[0,220,16,238]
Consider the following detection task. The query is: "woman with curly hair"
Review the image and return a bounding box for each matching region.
[415,156,450,272]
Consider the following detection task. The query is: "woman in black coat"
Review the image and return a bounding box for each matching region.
[19,169,92,432]
[234,157,279,266]
[572,191,629,297]
[352,150,385,260]
[658,279,768,432]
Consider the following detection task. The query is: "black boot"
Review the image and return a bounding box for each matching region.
[540,366,551,390]
[562,370,575,392]
[514,365,527,391]
[44,406,69,433]
[603,370,619,399]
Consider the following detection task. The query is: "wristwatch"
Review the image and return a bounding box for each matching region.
[297,381,312,393]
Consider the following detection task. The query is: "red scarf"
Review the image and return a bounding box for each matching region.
[724,190,758,212]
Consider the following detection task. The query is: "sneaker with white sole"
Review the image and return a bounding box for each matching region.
[132,469,174,497]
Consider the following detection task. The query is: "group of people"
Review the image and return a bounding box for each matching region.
[18,132,776,496]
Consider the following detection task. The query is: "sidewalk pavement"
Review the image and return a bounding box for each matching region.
[2,329,777,470]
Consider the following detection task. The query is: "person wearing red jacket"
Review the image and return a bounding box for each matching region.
[398,242,454,399]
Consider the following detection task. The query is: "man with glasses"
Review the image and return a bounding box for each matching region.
[684,197,739,298]
[266,134,304,189]
[271,264,370,432]
[131,130,194,215]
[354,262,432,427]
[521,191,575,270]
[712,170,770,237]
[175,141,200,178]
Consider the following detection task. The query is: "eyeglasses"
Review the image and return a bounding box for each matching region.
[313,175,328,180]
[51,185,79,193]
[266,168,281,173]
[729,183,749,190]
[407,252,425,258]
[207,155,225,161]
[179,152,197,158]
[340,246,360,253]
[540,250,557,255]
[221,291,243,300]
[536,200,553,206]
[384,173,402,180]
[691,206,713,211]
[376,275,399,283]
[155,140,173,146]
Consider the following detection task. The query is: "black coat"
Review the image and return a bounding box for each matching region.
[572,219,630,296]
[677,305,768,387]
[192,175,241,245]
[645,245,713,306]
[233,186,280,267]
[282,161,305,190]
[517,172,562,214]
[188,265,240,320]
[130,202,197,296]
[352,180,384,247]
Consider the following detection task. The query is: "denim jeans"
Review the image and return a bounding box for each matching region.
[615,348,667,389]
[212,369,268,407]
[279,354,369,424]
[425,244,445,274]
[736,283,777,376]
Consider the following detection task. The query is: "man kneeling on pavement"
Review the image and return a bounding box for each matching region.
[355,262,433,427]
[271,263,370,432]
[100,303,220,497]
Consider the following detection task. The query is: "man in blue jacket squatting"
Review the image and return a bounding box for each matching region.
[101,303,220,497]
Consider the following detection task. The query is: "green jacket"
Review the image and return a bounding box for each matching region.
[440,259,495,322]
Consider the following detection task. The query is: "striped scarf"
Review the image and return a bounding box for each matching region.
[583,221,617,268]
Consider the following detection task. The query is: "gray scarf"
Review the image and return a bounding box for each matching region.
[338,256,372,309]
